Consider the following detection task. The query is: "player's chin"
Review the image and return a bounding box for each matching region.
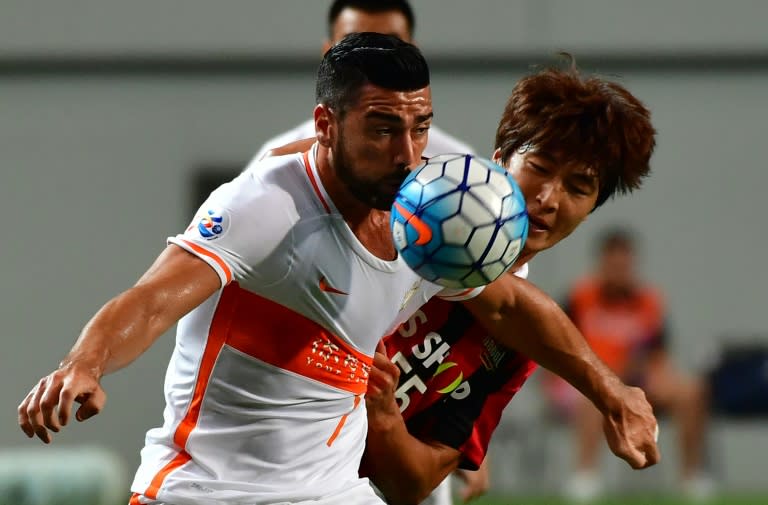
[521,235,547,256]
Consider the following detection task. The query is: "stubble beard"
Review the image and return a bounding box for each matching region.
[333,135,404,211]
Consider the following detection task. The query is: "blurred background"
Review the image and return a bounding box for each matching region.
[2,1,767,504]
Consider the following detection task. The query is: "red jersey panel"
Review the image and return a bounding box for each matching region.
[382,297,537,470]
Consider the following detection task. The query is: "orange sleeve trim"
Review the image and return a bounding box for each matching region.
[179,238,232,284]
[303,150,332,214]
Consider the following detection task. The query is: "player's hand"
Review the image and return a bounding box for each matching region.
[602,384,660,469]
[455,458,491,503]
[18,361,106,444]
[364,340,401,430]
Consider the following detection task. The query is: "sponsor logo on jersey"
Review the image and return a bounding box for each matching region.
[197,209,227,239]
[390,310,472,412]
[480,336,507,371]
[399,279,422,311]
[433,361,465,394]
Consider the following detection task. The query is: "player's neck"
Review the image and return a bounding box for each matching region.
[351,211,397,260]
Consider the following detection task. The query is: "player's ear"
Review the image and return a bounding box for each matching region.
[321,39,333,56]
[314,104,334,148]
[491,148,503,165]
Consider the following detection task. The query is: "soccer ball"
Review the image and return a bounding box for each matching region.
[391,153,528,289]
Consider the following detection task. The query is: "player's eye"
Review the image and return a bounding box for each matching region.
[570,185,592,196]
[567,174,598,196]
[375,127,393,136]
[529,161,550,174]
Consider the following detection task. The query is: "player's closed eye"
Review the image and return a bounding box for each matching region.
[569,175,598,196]
[569,184,594,196]
[529,161,551,174]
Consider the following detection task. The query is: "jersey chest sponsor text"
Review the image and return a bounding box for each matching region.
[387,308,476,413]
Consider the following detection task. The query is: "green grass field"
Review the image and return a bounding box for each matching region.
[469,495,768,505]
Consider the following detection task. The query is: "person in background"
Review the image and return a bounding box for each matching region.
[553,228,714,501]
[254,0,475,163]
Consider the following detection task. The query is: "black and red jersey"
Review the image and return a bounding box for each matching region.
[382,297,537,470]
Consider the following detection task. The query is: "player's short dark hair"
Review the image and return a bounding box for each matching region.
[315,32,429,116]
[494,56,656,210]
[328,0,415,39]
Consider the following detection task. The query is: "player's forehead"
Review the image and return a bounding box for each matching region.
[348,83,432,121]
[526,147,599,178]
[331,8,412,43]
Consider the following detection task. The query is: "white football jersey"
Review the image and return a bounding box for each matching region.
[130,143,481,505]
[253,118,475,162]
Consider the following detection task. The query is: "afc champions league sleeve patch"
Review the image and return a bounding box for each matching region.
[196,208,230,240]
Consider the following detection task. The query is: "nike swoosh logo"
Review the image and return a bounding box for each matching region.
[393,201,433,245]
[319,275,348,295]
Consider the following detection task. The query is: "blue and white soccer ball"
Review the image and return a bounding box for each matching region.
[391,153,528,289]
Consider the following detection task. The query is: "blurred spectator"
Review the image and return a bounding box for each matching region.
[545,227,714,501]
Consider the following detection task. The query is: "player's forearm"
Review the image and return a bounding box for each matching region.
[364,413,459,504]
[465,276,623,414]
[60,285,177,377]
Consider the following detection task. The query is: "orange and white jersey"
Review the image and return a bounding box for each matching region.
[130,143,481,505]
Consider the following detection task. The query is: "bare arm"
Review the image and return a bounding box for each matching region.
[362,342,461,505]
[18,244,221,443]
[455,458,491,503]
[462,274,660,469]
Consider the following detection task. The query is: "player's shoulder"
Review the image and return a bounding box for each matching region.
[253,119,315,161]
[424,124,476,157]
[212,152,308,214]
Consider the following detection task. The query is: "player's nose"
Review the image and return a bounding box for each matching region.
[393,133,420,168]
[536,180,563,212]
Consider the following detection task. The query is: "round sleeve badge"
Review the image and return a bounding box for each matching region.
[197,208,229,240]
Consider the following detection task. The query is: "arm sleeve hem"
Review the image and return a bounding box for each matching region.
[168,237,232,287]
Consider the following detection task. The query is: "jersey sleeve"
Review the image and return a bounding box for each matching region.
[168,169,299,287]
